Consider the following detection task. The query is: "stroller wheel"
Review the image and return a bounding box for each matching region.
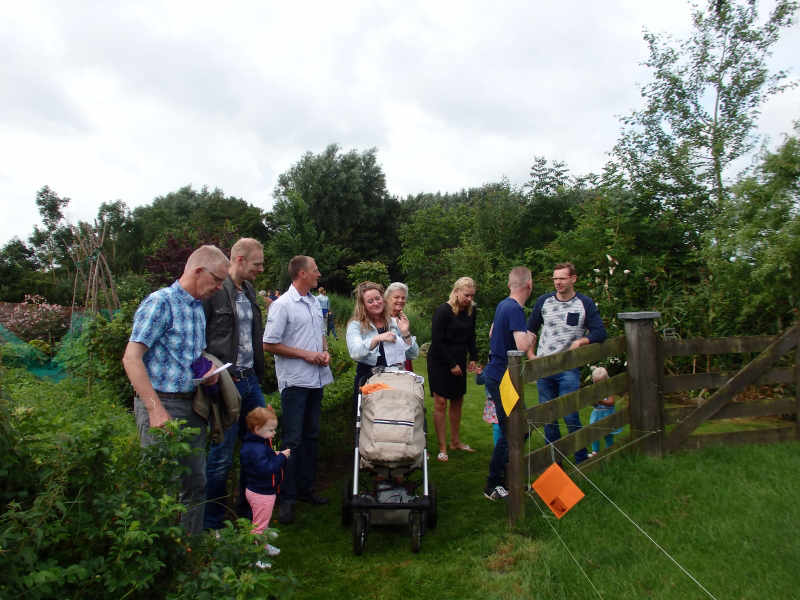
[426,482,438,530]
[409,512,423,554]
[341,479,353,526]
[353,512,368,556]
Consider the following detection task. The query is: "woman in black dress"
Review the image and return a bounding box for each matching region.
[427,277,478,461]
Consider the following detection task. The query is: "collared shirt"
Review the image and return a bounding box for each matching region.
[345,318,419,366]
[263,284,333,391]
[130,280,206,393]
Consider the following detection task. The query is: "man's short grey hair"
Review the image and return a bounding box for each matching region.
[384,282,409,301]
[185,245,229,273]
[508,266,531,290]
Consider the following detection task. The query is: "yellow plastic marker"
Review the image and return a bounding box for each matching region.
[499,368,519,415]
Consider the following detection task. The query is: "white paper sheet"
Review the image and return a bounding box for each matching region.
[192,362,233,385]
[384,338,407,366]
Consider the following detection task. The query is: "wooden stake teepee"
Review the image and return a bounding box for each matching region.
[64,221,121,322]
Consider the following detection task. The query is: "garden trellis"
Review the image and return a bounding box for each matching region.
[64,221,121,322]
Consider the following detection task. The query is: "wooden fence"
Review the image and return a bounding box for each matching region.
[504,312,800,525]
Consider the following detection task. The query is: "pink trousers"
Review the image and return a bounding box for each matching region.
[245,489,277,535]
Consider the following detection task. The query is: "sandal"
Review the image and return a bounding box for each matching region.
[452,444,476,452]
[437,452,449,462]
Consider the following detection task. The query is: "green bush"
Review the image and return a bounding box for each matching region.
[327,292,354,329]
[0,342,49,368]
[0,368,295,599]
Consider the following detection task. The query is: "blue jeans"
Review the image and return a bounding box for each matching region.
[279,386,324,503]
[203,374,266,530]
[537,368,588,464]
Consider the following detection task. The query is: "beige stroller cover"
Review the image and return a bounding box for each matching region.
[359,370,426,470]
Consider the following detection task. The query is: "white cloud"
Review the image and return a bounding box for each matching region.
[0,0,797,246]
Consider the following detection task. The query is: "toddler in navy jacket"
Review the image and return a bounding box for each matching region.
[240,406,290,558]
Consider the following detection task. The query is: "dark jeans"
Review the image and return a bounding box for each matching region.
[485,376,508,490]
[537,368,588,464]
[279,386,324,503]
[203,374,266,530]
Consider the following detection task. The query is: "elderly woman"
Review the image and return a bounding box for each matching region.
[385,282,415,372]
[347,281,419,415]
[427,277,478,461]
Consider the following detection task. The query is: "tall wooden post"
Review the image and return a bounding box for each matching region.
[795,328,800,440]
[507,350,525,526]
[618,312,664,456]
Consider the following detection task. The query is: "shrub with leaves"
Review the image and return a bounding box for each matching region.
[5,294,69,343]
[0,368,295,599]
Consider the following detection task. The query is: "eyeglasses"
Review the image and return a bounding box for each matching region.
[553,277,574,282]
[202,267,225,284]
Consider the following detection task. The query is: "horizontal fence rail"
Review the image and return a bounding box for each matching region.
[663,367,795,393]
[524,336,627,381]
[662,335,779,357]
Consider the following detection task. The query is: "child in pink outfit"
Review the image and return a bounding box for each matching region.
[240,406,290,559]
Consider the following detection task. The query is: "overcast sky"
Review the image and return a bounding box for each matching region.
[1,0,798,247]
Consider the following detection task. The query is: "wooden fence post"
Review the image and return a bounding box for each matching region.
[795,327,800,441]
[618,312,664,457]
[507,350,525,526]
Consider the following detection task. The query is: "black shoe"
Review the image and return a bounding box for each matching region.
[297,491,330,506]
[277,501,294,524]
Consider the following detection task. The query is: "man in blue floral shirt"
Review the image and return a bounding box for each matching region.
[123,245,229,534]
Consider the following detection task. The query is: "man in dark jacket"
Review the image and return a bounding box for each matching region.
[203,238,267,530]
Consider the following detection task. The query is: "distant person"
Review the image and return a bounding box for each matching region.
[475,365,501,446]
[482,267,534,501]
[385,282,415,371]
[202,238,267,531]
[326,309,338,340]
[346,281,418,416]
[123,245,229,534]
[268,290,278,303]
[316,287,330,335]
[427,277,478,462]
[240,406,290,562]
[588,367,622,456]
[527,262,607,465]
[263,256,333,525]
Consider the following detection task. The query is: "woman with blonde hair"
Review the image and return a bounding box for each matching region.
[427,277,478,461]
[346,281,419,415]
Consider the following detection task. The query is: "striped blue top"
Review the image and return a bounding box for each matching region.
[130,280,206,393]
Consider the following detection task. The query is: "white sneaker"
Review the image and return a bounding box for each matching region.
[267,544,281,556]
[255,561,271,569]
[267,531,279,539]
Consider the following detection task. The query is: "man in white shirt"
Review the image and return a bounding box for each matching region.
[263,255,333,524]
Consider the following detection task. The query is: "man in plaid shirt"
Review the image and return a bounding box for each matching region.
[123,245,229,534]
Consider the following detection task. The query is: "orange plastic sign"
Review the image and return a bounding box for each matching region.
[532,463,585,519]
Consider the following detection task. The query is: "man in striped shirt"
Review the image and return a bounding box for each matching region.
[527,262,606,465]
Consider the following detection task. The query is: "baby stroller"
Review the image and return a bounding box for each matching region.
[341,367,437,555]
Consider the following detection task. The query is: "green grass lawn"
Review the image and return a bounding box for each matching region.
[269,347,800,599]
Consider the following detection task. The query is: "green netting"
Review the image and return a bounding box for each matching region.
[0,322,24,345]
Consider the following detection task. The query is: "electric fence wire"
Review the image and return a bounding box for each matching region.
[526,419,605,599]
[525,419,719,600]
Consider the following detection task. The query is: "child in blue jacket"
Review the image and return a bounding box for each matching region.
[240,406,290,558]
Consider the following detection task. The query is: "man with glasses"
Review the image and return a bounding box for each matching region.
[123,245,229,535]
[527,262,606,465]
[263,255,333,524]
[202,238,268,531]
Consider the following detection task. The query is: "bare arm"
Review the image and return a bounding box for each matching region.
[568,337,590,350]
[263,342,327,365]
[526,333,538,359]
[514,330,533,354]
[122,341,171,428]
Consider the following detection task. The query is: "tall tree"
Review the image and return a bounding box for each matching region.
[613,0,797,232]
[28,186,73,279]
[273,144,401,291]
